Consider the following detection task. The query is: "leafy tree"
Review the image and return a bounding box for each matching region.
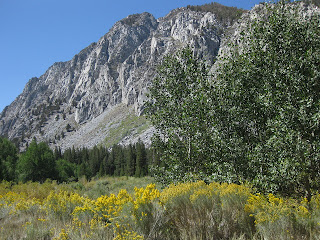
[145,48,219,184]
[77,162,90,179]
[55,158,76,182]
[215,0,320,198]
[0,137,18,181]
[146,1,320,195]
[17,140,56,182]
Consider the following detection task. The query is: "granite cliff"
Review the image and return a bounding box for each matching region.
[0,4,244,151]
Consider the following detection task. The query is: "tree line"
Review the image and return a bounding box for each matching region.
[0,136,156,183]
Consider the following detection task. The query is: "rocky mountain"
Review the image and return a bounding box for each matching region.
[0,4,246,151]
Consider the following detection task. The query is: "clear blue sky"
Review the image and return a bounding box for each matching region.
[0,0,264,112]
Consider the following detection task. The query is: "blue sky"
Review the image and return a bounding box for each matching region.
[0,0,264,112]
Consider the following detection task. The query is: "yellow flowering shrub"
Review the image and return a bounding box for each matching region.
[134,184,160,209]
[218,182,252,197]
[0,191,40,216]
[0,181,12,195]
[310,193,320,209]
[44,190,90,218]
[160,181,207,204]
[3,179,320,239]
[158,181,254,239]
[53,228,70,240]
[95,189,132,219]
[113,229,144,240]
[245,193,293,224]
[131,184,160,237]
[71,188,142,238]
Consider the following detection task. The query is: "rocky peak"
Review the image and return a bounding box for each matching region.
[0,4,243,151]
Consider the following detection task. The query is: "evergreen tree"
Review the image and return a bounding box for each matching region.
[125,144,136,176]
[100,151,110,176]
[135,141,147,177]
[63,148,72,163]
[88,146,101,177]
[0,137,18,181]
[80,147,89,165]
[71,146,77,164]
[111,145,123,176]
[77,162,89,179]
[54,146,62,160]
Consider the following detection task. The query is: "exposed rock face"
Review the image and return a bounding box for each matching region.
[0,7,233,150]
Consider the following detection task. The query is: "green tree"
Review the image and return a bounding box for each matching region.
[54,146,62,160]
[215,0,320,197]
[17,140,56,182]
[88,146,101,177]
[55,158,76,182]
[98,149,109,176]
[77,162,89,179]
[0,137,18,181]
[125,144,136,176]
[145,48,218,184]
[135,140,147,177]
[111,145,125,176]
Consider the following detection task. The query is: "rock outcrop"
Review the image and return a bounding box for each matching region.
[0,5,243,151]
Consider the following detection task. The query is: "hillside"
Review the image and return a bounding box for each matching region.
[0,3,246,151]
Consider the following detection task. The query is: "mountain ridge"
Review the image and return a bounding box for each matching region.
[0,4,245,150]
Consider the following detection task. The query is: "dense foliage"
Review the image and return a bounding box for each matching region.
[214,0,320,198]
[146,0,320,197]
[0,136,18,181]
[145,48,218,184]
[59,140,150,181]
[17,140,56,182]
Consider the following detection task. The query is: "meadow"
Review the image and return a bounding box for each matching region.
[1,177,320,239]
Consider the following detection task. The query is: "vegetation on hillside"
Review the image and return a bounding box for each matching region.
[304,0,320,7]
[187,2,247,26]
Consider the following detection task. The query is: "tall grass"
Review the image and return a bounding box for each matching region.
[1,178,320,239]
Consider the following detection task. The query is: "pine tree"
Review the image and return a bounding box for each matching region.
[0,137,18,181]
[135,141,147,177]
[125,144,136,176]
